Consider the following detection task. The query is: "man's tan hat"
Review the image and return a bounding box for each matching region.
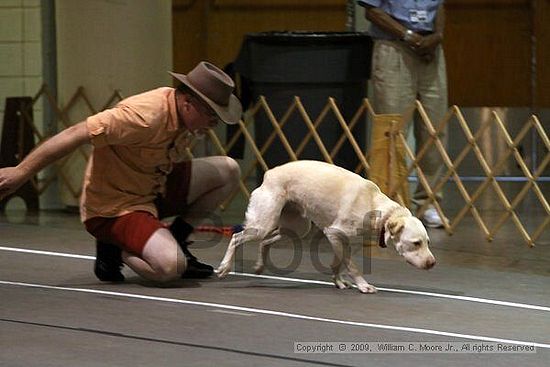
[169,61,242,125]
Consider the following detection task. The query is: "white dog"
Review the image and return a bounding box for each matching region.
[216,160,436,293]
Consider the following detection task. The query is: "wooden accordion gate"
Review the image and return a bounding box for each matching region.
[1,86,548,247]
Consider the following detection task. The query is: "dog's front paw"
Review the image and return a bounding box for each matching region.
[357,283,377,294]
[253,263,265,275]
[333,275,352,289]
[215,263,231,278]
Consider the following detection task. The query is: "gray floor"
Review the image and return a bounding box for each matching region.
[1,203,549,366]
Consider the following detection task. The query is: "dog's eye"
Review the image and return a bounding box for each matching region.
[413,241,422,247]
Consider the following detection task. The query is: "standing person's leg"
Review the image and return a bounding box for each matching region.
[414,45,448,211]
[371,40,417,116]
[371,41,417,206]
[371,41,417,185]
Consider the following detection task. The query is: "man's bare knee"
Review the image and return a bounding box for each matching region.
[221,156,240,189]
[141,228,186,282]
[152,258,182,282]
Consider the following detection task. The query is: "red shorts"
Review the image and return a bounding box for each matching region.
[84,161,191,255]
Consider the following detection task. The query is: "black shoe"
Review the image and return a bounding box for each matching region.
[94,240,125,282]
[169,217,214,278]
[181,243,214,278]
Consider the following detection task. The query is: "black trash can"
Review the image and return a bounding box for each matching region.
[234,31,373,174]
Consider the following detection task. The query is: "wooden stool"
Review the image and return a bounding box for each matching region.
[0,97,39,212]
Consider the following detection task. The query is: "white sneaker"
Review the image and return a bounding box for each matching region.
[421,205,446,228]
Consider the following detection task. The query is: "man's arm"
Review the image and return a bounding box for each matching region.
[364,3,444,63]
[0,121,90,200]
[415,3,445,61]
[434,2,445,37]
[363,5,423,48]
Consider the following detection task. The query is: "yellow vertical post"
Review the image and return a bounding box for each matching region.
[369,114,410,207]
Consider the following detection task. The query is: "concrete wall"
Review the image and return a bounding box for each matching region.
[0,0,43,136]
[55,0,173,207]
[0,0,172,209]
[55,0,172,106]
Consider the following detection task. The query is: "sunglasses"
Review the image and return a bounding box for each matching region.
[191,96,219,123]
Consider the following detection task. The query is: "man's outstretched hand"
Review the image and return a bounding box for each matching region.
[0,167,28,201]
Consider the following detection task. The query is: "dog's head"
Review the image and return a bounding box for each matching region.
[384,215,436,270]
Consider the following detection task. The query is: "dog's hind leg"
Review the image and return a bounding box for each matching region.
[216,228,280,278]
[217,184,286,278]
[216,229,263,278]
[254,203,312,274]
[254,229,281,274]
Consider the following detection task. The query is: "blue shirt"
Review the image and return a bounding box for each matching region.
[357,0,443,40]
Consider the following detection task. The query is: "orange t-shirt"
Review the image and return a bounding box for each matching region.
[80,87,191,222]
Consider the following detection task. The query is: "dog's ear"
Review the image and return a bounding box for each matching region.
[382,218,404,248]
[388,217,405,238]
[378,226,387,248]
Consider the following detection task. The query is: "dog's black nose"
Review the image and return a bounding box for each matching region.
[425,259,436,269]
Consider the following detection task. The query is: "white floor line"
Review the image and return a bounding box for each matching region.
[1,245,549,313]
[0,246,94,260]
[230,272,550,313]
[1,280,548,350]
